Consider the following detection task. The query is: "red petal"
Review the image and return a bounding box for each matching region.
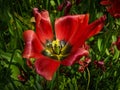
[72,15,106,51]
[22,30,44,59]
[68,14,89,45]
[34,56,60,80]
[86,15,106,39]
[100,0,111,5]
[55,14,89,43]
[33,8,53,44]
[61,47,89,66]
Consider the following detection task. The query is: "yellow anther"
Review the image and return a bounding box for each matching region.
[52,39,60,47]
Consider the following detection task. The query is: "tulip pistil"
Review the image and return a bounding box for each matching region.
[42,39,71,60]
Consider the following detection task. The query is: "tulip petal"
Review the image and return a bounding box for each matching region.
[33,8,53,44]
[55,14,89,43]
[67,14,89,45]
[100,0,111,5]
[72,15,106,51]
[22,30,44,59]
[35,56,60,80]
[86,15,106,39]
[61,48,89,66]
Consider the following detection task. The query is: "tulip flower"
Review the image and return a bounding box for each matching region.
[100,0,120,18]
[22,8,106,80]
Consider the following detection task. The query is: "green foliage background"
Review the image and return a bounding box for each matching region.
[0,0,120,90]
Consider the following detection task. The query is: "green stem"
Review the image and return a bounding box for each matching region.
[8,49,16,69]
[86,68,90,90]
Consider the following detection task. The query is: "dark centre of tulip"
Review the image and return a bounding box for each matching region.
[42,39,71,60]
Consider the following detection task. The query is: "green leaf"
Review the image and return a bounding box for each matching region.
[67,78,74,90]
[10,65,20,80]
[50,0,56,6]
[97,38,102,52]
[113,47,120,60]
[13,50,24,66]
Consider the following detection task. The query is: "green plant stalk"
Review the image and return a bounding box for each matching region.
[8,49,16,69]
[86,68,90,90]
[6,50,16,90]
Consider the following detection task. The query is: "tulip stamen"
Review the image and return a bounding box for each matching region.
[42,39,71,60]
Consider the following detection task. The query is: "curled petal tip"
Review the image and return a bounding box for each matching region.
[33,8,40,17]
[98,15,107,24]
[95,15,107,25]
[33,8,39,12]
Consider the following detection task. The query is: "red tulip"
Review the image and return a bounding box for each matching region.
[22,8,106,80]
[100,0,120,18]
